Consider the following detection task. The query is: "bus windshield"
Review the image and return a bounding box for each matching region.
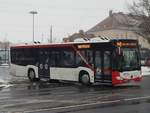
[113,48,140,71]
[121,48,139,70]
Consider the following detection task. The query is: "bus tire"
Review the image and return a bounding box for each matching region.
[28,69,36,82]
[79,71,90,85]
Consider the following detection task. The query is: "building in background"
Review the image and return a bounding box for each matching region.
[0,41,10,65]
[86,11,150,48]
[63,11,150,49]
[63,30,94,42]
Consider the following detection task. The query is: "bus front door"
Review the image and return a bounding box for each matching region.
[38,50,50,79]
[103,51,111,82]
[95,50,111,83]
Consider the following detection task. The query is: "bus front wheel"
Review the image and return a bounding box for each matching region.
[28,69,36,81]
[79,72,90,85]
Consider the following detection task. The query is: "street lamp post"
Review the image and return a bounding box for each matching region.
[29,11,38,42]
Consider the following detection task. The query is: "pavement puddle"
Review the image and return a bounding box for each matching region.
[0,79,13,89]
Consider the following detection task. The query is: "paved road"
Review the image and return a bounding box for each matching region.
[30,101,150,113]
[0,67,150,113]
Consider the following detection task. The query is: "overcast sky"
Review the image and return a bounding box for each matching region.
[0,0,133,43]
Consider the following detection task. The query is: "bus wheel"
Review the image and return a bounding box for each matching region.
[28,69,36,81]
[80,73,90,85]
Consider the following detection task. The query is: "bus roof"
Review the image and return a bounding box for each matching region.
[11,38,137,49]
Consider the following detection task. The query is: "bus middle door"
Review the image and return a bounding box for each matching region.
[38,49,50,79]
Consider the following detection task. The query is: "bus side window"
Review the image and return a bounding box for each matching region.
[76,50,85,66]
[50,51,55,67]
[55,52,61,66]
[50,51,61,67]
[11,49,16,64]
[75,50,93,67]
[86,50,93,66]
[16,49,24,65]
[62,51,74,67]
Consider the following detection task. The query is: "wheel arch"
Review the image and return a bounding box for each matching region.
[77,67,94,83]
[26,65,38,78]
[79,70,89,82]
[28,68,34,75]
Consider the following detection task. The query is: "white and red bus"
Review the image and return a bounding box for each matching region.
[10,38,141,85]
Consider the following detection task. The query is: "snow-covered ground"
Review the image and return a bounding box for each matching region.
[141,66,150,76]
[0,63,9,67]
[0,66,12,88]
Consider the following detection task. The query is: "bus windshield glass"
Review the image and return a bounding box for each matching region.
[113,48,140,71]
[121,48,139,70]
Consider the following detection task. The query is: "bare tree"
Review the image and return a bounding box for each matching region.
[128,0,150,43]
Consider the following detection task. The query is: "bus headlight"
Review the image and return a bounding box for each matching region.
[116,76,123,80]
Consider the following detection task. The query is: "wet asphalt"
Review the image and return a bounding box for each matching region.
[0,67,150,113]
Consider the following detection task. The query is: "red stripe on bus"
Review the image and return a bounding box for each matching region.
[11,44,73,49]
